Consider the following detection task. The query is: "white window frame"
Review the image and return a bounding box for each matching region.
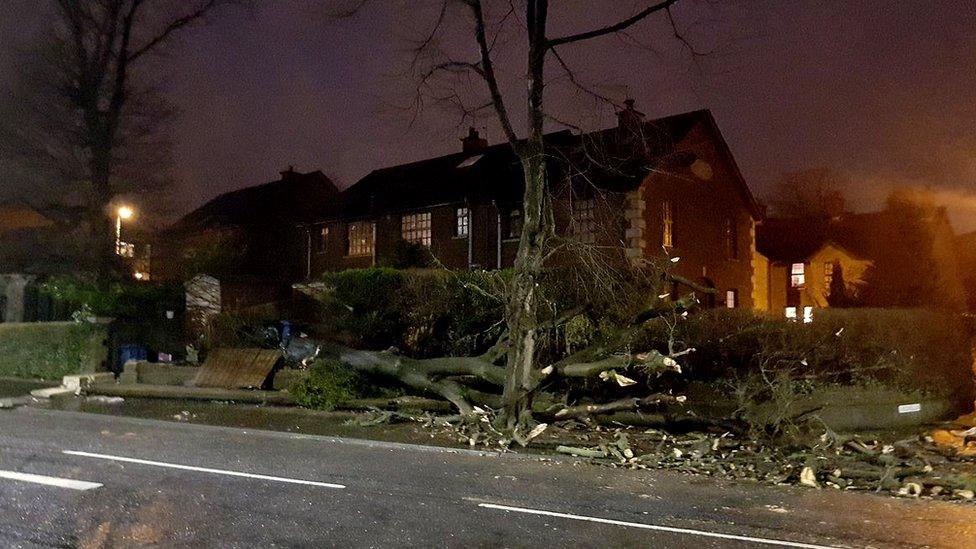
[455,207,470,238]
[401,211,432,247]
[790,262,805,288]
[347,221,374,257]
[725,289,737,309]
[507,209,522,240]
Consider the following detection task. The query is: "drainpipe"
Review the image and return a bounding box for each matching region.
[493,200,502,269]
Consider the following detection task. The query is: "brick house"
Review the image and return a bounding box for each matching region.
[302,104,764,309]
[161,168,341,304]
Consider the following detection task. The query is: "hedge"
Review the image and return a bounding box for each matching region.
[0,321,109,380]
[634,308,974,400]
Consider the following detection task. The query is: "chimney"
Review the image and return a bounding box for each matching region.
[616,98,645,135]
[461,127,488,153]
[280,165,297,180]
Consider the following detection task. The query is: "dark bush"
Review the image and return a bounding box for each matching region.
[291,358,374,410]
[634,308,973,400]
[315,268,506,357]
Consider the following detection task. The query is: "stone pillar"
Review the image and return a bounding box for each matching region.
[623,190,646,265]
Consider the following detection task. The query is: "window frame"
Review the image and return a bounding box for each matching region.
[725,217,738,260]
[790,262,806,288]
[346,221,375,257]
[506,208,523,240]
[662,201,674,248]
[401,211,432,247]
[454,207,470,238]
[317,225,330,253]
[570,197,597,244]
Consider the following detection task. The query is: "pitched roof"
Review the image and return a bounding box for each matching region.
[172,170,340,234]
[338,109,761,219]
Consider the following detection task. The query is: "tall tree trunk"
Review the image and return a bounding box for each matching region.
[89,147,116,280]
[500,0,550,431]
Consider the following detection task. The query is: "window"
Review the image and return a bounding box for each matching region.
[725,217,738,260]
[785,306,797,321]
[662,201,673,248]
[117,242,135,258]
[824,261,835,288]
[803,306,814,324]
[507,209,523,239]
[725,289,738,309]
[317,226,330,252]
[455,207,470,238]
[571,198,597,244]
[401,212,431,247]
[347,221,374,256]
[790,262,805,288]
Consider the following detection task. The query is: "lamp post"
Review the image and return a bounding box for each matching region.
[115,205,134,255]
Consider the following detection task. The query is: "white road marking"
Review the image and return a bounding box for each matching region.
[63,450,345,489]
[478,503,840,549]
[0,470,102,491]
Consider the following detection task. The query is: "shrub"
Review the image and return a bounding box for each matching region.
[0,321,108,380]
[39,276,182,320]
[633,308,973,400]
[315,268,506,357]
[291,358,394,410]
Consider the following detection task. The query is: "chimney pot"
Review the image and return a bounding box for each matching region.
[461,127,488,152]
[617,98,645,134]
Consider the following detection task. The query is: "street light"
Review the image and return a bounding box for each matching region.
[115,205,135,256]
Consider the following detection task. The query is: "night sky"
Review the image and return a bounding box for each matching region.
[2,1,976,229]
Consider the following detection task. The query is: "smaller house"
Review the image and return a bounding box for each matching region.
[757,191,965,314]
[757,216,873,315]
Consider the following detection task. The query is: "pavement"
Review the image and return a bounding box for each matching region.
[0,407,974,548]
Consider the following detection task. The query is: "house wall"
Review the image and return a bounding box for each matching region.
[638,124,756,309]
[765,244,873,315]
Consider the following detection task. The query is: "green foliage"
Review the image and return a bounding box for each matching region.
[0,322,108,380]
[634,308,973,399]
[39,275,181,319]
[290,358,379,411]
[379,240,435,269]
[316,268,506,357]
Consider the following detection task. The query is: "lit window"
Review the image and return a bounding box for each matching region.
[662,201,673,248]
[803,306,814,323]
[507,209,523,239]
[726,217,738,260]
[785,306,797,321]
[347,221,374,256]
[117,242,135,258]
[790,263,805,288]
[570,198,597,244]
[455,207,470,238]
[318,226,330,252]
[401,212,432,247]
[725,289,738,309]
[824,262,835,287]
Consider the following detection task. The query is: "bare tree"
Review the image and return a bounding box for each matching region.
[334,0,695,433]
[1,0,237,278]
[766,168,847,218]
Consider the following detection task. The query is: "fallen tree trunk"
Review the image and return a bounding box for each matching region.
[553,394,681,419]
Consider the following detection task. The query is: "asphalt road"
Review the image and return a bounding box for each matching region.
[0,407,974,548]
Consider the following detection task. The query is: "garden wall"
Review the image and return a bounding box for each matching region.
[0,321,109,380]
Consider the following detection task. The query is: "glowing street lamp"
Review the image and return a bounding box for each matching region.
[115,205,135,256]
